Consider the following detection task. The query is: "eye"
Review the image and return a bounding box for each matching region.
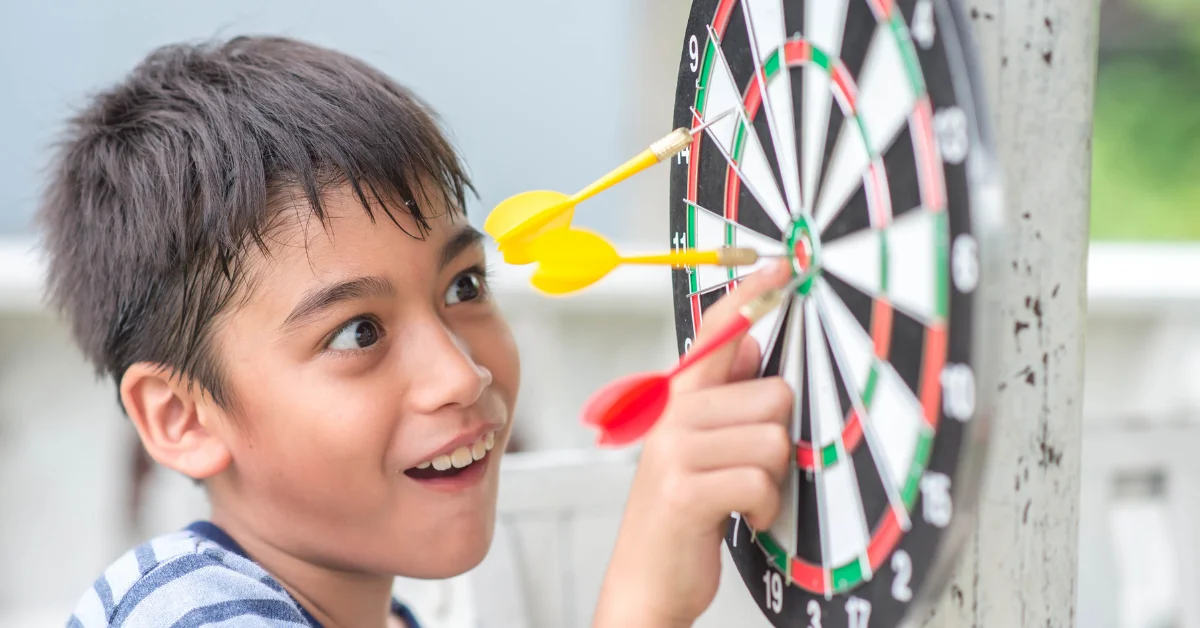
[328,317,382,351]
[445,271,487,305]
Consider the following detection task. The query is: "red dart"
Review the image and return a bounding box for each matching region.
[582,278,799,447]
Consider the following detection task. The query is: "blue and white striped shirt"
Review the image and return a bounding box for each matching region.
[68,521,422,627]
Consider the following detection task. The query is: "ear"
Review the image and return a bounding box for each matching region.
[120,363,232,480]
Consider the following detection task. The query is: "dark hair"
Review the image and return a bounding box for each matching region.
[37,35,475,407]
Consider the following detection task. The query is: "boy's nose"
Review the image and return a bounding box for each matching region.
[406,320,492,412]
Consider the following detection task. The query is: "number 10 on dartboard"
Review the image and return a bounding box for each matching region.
[667,0,997,626]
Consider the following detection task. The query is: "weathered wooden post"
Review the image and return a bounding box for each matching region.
[922,1,1100,626]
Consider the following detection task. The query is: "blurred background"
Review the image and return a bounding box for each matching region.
[0,0,1197,626]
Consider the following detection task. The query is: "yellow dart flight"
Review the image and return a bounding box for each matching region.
[485,109,734,264]
[527,227,764,295]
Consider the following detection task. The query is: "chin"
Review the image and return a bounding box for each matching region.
[397,518,496,579]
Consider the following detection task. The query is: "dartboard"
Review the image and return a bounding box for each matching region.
[667,0,1000,626]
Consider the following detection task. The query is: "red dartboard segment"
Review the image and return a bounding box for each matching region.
[866,509,907,570]
[920,325,949,429]
[867,0,894,20]
[911,98,947,212]
[797,410,864,472]
[788,557,828,594]
[873,299,894,359]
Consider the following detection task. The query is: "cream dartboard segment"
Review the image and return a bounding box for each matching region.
[667,0,1001,626]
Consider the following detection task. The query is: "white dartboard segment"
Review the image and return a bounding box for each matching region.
[742,0,802,214]
[813,278,875,394]
[802,0,851,213]
[701,31,792,229]
[857,25,919,157]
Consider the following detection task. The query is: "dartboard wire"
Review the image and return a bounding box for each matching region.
[681,198,789,249]
[694,32,792,231]
[800,0,850,216]
[685,283,731,300]
[738,0,803,216]
[822,220,945,329]
[689,105,792,239]
[805,296,875,592]
[812,277,913,532]
[805,14,922,237]
[780,292,804,586]
[803,298,834,599]
[748,291,804,583]
[756,290,796,376]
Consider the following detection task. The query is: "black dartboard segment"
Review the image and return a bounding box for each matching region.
[667,1,998,626]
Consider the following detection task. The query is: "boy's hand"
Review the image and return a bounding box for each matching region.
[594,260,794,627]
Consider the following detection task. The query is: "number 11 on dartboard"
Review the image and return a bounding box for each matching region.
[668,0,1000,626]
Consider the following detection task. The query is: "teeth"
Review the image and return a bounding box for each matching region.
[413,432,499,472]
[450,446,473,468]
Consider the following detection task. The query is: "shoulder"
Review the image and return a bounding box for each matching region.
[67,529,308,627]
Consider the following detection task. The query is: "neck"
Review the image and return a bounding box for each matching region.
[208,507,398,628]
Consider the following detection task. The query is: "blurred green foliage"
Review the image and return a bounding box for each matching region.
[1091,1,1200,240]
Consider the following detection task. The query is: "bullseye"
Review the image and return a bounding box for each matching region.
[787,215,819,296]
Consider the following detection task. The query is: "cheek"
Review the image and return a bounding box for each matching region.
[226,362,396,478]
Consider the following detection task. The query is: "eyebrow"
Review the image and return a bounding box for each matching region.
[440,225,485,270]
[281,275,393,333]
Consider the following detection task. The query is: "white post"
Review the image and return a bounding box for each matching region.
[922,1,1099,626]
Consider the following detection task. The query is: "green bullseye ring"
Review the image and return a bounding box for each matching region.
[787,215,820,295]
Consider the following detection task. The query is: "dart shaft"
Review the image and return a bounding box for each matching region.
[621,247,759,268]
[622,250,719,266]
[571,126,697,205]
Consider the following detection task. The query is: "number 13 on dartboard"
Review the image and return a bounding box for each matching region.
[667,0,1002,626]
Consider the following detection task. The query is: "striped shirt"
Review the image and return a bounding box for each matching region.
[68,521,422,627]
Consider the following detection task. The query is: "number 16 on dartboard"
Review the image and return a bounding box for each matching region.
[667,0,1001,626]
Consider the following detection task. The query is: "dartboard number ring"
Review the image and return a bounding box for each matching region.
[667,0,996,626]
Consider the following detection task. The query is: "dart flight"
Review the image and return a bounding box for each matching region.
[527,227,766,295]
[582,274,804,446]
[484,109,734,264]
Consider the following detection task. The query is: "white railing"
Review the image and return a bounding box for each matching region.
[2,239,1200,627]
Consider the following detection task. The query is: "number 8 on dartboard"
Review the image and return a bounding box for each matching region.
[667,0,1003,626]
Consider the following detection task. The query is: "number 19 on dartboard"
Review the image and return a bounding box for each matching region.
[668,0,999,626]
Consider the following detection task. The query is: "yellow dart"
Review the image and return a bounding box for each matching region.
[485,109,736,264]
[526,227,767,295]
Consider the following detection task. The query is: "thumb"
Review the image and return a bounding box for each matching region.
[674,259,792,392]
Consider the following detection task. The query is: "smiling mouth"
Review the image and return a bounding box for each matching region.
[405,431,496,480]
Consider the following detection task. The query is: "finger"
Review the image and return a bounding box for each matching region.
[727,335,761,382]
[681,423,792,483]
[691,467,782,531]
[674,259,792,392]
[667,377,793,430]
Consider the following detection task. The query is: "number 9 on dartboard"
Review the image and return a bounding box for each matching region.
[667,0,1004,626]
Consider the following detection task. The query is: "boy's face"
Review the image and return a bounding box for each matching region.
[206,184,519,578]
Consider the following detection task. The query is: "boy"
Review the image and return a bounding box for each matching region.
[41,36,793,627]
